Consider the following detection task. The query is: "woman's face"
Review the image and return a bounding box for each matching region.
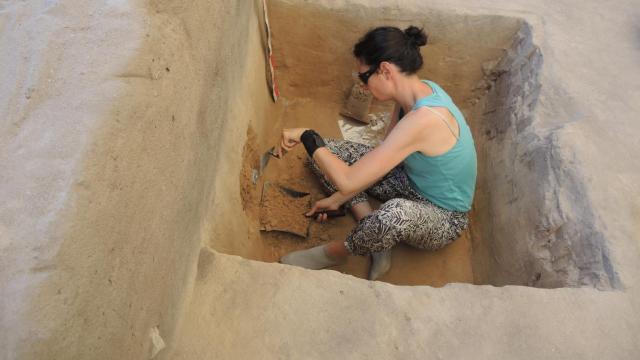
[356,59,393,101]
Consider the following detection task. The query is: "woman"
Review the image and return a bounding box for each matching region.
[276,26,477,280]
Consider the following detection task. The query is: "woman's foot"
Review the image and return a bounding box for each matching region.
[280,245,346,270]
[368,250,392,280]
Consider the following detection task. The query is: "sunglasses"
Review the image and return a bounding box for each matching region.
[357,64,379,85]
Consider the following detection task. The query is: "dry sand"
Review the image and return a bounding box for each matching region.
[259,182,312,237]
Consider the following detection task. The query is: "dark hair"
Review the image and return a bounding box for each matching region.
[353,26,428,74]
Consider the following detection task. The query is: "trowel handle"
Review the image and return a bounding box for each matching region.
[321,209,346,218]
[305,209,346,218]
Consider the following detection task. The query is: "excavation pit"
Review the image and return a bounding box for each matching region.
[6,0,633,358]
[224,1,620,289]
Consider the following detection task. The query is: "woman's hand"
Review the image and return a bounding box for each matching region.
[306,193,342,223]
[276,128,309,158]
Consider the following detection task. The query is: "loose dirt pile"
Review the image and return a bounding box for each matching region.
[240,128,259,213]
[339,76,373,123]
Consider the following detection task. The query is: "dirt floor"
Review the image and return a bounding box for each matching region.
[259,181,312,238]
[240,94,474,286]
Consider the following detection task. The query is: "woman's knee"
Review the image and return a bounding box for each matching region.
[326,139,372,164]
[345,205,406,255]
[306,139,341,171]
[376,198,454,251]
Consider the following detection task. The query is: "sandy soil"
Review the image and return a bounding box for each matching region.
[240,95,474,286]
[259,182,312,237]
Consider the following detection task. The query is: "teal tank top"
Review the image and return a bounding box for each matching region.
[401,80,477,212]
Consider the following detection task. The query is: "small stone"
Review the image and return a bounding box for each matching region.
[481,59,499,76]
[149,326,165,359]
[317,233,331,242]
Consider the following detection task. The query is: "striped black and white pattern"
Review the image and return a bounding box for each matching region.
[307,139,468,255]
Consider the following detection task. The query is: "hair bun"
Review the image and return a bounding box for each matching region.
[404,26,428,47]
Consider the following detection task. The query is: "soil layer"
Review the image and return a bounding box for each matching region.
[259,182,312,238]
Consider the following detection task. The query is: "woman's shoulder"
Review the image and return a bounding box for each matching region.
[387,108,432,141]
[406,106,461,146]
[407,106,448,128]
[389,107,445,145]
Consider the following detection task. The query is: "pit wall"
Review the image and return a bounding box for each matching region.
[270,0,522,107]
[469,24,620,289]
[1,1,272,359]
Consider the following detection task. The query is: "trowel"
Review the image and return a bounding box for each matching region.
[252,147,279,184]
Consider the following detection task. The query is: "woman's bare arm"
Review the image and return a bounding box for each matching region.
[312,112,425,195]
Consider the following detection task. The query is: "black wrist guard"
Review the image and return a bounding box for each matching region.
[300,129,326,157]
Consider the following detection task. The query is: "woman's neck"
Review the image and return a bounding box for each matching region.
[395,75,433,113]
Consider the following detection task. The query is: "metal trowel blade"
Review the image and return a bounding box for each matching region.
[253,147,279,184]
[259,147,278,173]
[278,185,310,198]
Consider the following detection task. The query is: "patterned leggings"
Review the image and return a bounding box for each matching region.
[308,139,469,256]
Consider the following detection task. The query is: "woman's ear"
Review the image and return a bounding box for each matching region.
[379,61,391,79]
[380,61,398,80]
